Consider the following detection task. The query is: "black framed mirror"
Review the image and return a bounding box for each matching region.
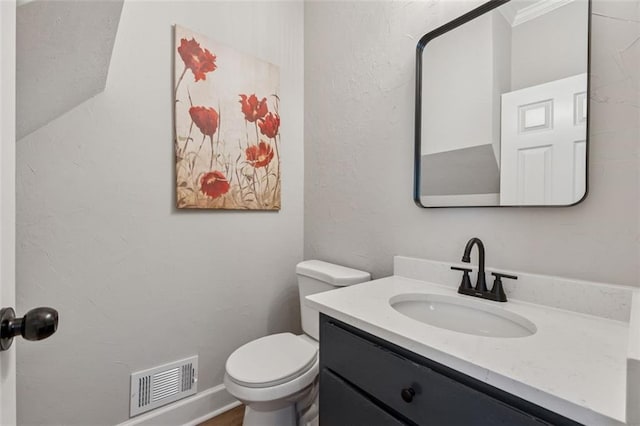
[414,0,591,208]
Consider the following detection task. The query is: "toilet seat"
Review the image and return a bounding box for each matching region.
[226,333,318,388]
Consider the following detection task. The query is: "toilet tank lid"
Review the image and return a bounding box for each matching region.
[296,260,371,286]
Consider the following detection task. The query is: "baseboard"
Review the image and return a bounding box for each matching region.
[116,384,241,426]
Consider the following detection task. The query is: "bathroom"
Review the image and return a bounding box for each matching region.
[0,0,638,425]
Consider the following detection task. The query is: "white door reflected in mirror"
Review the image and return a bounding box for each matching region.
[500,73,587,205]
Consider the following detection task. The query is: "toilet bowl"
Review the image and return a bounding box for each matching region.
[224,333,319,426]
[223,260,370,426]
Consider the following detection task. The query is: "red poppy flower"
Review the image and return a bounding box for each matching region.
[200,171,230,199]
[189,106,219,137]
[178,38,217,82]
[239,94,268,123]
[258,112,280,139]
[246,141,275,168]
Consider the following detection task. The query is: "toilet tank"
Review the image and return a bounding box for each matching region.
[296,260,370,340]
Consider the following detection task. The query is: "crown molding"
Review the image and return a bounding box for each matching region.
[498,0,577,27]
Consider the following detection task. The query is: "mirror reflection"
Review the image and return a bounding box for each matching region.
[416,0,590,207]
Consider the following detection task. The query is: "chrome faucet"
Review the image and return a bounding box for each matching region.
[462,237,487,294]
[451,237,518,302]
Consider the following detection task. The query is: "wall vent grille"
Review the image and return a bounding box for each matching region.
[130,356,198,417]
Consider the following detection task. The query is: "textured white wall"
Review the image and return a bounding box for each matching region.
[305,0,640,286]
[16,2,303,425]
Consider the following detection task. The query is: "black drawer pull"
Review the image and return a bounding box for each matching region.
[401,387,415,403]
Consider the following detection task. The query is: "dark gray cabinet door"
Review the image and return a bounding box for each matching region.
[320,368,407,426]
[319,315,580,426]
[322,321,546,426]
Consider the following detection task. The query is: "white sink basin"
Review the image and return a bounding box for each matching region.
[390,293,537,338]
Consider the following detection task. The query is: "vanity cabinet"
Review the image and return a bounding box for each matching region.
[319,314,582,426]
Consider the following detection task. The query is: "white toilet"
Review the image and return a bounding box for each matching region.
[223,260,371,426]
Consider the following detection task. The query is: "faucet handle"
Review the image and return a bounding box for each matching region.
[487,272,518,302]
[491,272,518,281]
[451,266,473,293]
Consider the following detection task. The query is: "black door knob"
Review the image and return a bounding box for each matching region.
[0,307,59,351]
[401,387,415,403]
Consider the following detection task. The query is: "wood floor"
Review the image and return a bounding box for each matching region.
[198,405,244,426]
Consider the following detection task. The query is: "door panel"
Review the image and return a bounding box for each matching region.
[517,145,552,205]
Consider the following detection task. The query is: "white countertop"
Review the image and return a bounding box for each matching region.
[306,258,635,426]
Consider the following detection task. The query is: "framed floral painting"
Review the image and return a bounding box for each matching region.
[174,25,281,210]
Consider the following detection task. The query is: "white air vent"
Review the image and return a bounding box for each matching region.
[130,356,198,417]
